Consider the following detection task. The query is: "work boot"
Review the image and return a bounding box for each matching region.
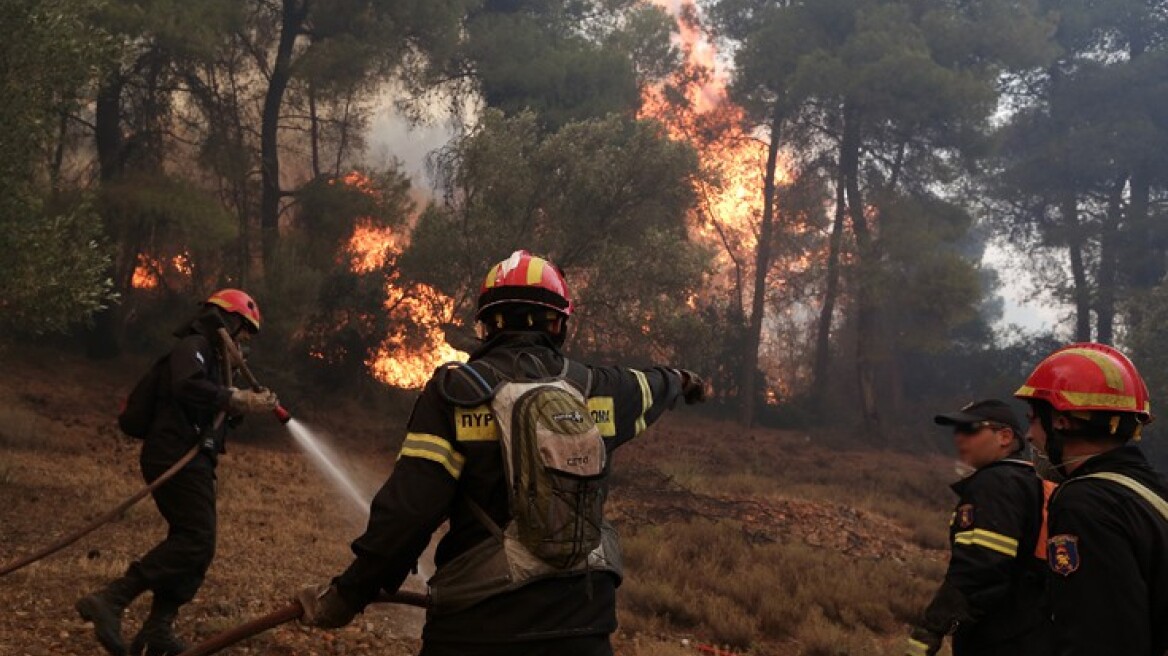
[129,599,188,656]
[75,575,147,656]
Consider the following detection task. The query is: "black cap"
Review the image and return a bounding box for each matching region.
[934,399,1024,437]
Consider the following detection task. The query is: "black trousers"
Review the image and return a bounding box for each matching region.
[418,635,613,656]
[127,452,217,606]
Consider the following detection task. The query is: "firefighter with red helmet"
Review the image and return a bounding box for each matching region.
[76,289,279,656]
[294,250,706,655]
[906,400,1052,656]
[1015,343,1168,655]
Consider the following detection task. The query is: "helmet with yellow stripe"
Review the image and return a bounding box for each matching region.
[206,288,262,334]
[477,250,572,321]
[1015,342,1152,425]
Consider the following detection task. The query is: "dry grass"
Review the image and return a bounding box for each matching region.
[617,520,938,654]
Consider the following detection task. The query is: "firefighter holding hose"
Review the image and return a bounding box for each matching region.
[76,289,279,656]
[294,250,707,655]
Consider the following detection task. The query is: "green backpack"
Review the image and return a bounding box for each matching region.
[428,359,622,613]
[489,370,607,569]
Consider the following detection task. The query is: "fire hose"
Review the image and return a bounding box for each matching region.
[215,328,292,424]
[176,590,430,656]
[0,331,286,578]
[0,442,204,578]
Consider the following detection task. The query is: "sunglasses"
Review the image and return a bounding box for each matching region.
[953,421,1009,436]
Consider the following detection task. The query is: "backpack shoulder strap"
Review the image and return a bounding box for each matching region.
[435,361,497,407]
[1080,472,1168,522]
[464,497,505,544]
[561,358,592,397]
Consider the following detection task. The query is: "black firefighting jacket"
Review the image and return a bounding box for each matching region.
[333,331,686,644]
[1045,445,1168,656]
[140,315,235,468]
[921,457,1050,654]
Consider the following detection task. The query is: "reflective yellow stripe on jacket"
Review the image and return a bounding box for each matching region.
[631,369,652,436]
[905,637,931,656]
[399,432,465,479]
[953,528,1018,557]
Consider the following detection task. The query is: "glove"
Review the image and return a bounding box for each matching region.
[676,369,707,404]
[228,387,279,414]
[905,626,943,656]
[296,583,358,629]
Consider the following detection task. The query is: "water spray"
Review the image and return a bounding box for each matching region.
[176,590,429,656]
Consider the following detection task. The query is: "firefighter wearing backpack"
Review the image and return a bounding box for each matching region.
[905,399,1052,656]
[294,250,706,655]
[76,289,279,656]
[1015,343,1168,656]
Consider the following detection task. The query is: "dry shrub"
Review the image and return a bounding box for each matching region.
[795,606,885,656]
[620,520,939,651]
[0,403,42,448]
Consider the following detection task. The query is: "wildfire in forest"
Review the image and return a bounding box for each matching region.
[338,172,468,388]
[642,0,786,279]
[131,252,193,289]
[645,0,805,399]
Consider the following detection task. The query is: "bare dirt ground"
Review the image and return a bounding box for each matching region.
[0,345,952,655]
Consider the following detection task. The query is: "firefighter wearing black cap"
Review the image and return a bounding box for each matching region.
[294,250,707,655]
[906,399,1051,656]
[76,289,279,656]
[1015,342,1168,656]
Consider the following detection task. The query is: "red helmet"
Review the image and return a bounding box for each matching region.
[1015,342,1152,423]
[477,250,572,321]
[206,288,262,333]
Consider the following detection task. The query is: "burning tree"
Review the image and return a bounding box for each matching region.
[401,109,710,366]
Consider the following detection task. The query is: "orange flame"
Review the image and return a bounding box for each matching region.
[132,254,160,289]
[641,1,788,294]
[132,252,194,289]
[336,172,468,388]
[644,1,803,402]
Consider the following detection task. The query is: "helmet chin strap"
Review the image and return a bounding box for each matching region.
[1035,403,1106,477]
[1034,403,1070,477]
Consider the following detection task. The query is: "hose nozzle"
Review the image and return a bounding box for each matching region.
[273,404,292,424]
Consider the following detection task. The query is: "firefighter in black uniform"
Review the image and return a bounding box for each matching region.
[906,399,1051,656]
[76,289,279,656]
[1015,342,1168,656]
[295,250,707,655]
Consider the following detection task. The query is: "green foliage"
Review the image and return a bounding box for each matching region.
[458,1,678,129]
[403,109,709,362]
[0,0,116,332]
[0,198,114,334]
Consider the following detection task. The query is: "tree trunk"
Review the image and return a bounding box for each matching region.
[738,108,784,427]
[309,83,321,178]
[811,151,847,407]
[86,70,128,358]
[841,103,882,441]
[1061,192,1092,342]
[1096,174,1126,344]
[258,0,306,280]
[1127,170,1158,288]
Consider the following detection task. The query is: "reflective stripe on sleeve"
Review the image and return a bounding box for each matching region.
[630,369,652,435]
[398,432,465,479]
[953,528,1019,557]
[905,638,930,656]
